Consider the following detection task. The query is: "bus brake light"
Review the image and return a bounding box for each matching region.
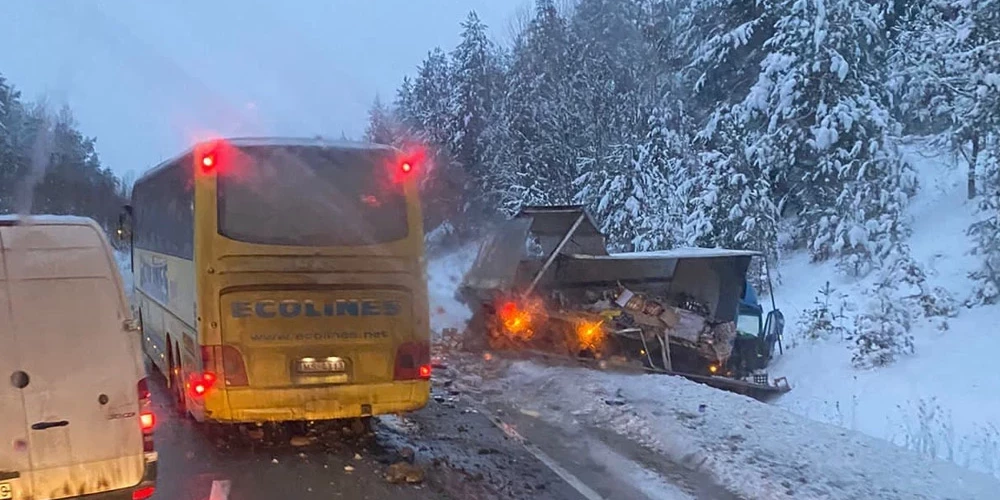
[394,342,431,381]
[190,371,216,397]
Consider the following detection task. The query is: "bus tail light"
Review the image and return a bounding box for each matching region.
[137,378,154,452]
[221,345,249,386]
[191,372,215,397]
[200,345,249,388]
[394,342,431,381]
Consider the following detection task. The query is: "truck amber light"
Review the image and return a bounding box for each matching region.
[576,320,605,350]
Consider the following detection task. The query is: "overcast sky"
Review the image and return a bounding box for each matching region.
[0,0,526,178]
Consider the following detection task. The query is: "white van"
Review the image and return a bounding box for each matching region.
[0,216,157,500]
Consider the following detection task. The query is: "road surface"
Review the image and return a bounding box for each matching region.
[146,371,585,500]
[147,354,732,500]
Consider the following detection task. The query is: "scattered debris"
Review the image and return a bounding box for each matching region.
[350,419,367,436]
[385,462,425,484]
[354,453,362,460]
[398,446,415,463]
[344,465,355,472]
[290,436,313,447]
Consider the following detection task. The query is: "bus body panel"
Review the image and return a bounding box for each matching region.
[130,138,430,424]
[134,250,198,377]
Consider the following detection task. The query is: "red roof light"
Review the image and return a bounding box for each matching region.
[401,162,413,173]
[200,153,216,172]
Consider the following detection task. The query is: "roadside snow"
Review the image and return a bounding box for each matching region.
[767,139,1000,477]
[427,243,479,334]
[421,137,1000,496]
[114,250,133,296]
[486,361,1000,500]
[582,435,696,500]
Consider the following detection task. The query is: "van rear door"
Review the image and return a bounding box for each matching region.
[1,222,145,498]
[0,234,29,500]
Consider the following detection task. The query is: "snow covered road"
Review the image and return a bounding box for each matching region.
[457,356,1000,500]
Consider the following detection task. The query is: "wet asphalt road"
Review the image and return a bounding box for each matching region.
[147,374,440,500]
[146,370,585,500]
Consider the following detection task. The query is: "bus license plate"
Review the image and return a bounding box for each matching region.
[0,482,12,500]
[297,357,346,374]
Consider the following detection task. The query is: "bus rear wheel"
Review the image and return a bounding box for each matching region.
[168,341,188,415]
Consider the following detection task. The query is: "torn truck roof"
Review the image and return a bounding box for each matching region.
[568,248,763,260]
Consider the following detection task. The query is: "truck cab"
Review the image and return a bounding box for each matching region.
[730,280,783,377]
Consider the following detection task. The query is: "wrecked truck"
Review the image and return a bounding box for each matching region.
[459,205,790,397]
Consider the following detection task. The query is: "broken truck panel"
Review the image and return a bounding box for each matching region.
[557,250,757,324]
[463,216,532,295]
[515,205,609,257]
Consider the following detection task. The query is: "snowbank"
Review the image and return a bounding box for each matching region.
[427,243,479,334]
[114,249,133,297]
[767,138,1000,477]
[488,361,1000,500]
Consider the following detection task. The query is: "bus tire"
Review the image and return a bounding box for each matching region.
[169,340,188,415]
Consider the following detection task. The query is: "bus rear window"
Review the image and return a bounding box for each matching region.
[217,145,409,247]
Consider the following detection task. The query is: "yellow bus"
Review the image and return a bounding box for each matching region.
[120,137,431,425]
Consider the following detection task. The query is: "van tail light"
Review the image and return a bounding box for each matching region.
[132,485,156,500]
[137,378,154,452]
[197,345,248,394]
[137,378,151,401]
[140,412,155,431]
[394,342,431,381]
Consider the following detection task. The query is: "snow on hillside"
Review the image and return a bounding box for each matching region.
[475,361,1000,500]
[419,137,1000,495]
[767,139,1000,477]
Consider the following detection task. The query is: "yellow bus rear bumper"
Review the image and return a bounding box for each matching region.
[204,380,430,423]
